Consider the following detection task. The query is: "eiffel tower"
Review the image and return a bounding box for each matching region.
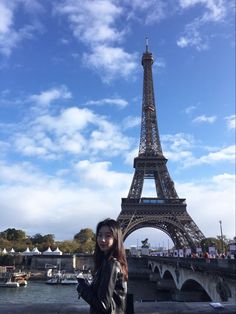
[117,40,205,250]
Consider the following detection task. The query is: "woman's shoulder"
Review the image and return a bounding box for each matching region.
[110,256,120,263]
[106,257,121,270]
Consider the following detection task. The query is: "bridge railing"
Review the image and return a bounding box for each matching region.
[147,256,236,278]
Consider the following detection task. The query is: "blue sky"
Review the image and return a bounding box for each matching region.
[0,0,235,249]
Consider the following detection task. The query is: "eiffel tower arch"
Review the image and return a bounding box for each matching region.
[117,41,205,251]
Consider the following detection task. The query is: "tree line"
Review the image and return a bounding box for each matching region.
[0,227,234,255]
[0,228,96,254]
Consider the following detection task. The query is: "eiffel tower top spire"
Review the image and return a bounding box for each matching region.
[139,39,163,157]
[145,36,149,52]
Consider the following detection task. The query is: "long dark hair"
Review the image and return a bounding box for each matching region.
[94,218,128,281]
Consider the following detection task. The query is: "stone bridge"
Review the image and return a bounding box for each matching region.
[147,256,236,303]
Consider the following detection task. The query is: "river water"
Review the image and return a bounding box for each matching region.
[0,279,165,304]
[0,281,84,304]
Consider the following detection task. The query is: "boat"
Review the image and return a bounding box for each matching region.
[11,271,29,287]
[46,277,61,285]
[46,270,63,285]
[77,270,93,284]
[46,272,78,285]
[0,270,29,287]
[61,274,78,285]
[0,279,20,288]
[46,270,90,285]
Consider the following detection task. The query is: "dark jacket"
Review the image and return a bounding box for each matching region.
[78,257,127,314]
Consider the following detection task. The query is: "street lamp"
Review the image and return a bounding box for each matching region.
[219,220,224,255]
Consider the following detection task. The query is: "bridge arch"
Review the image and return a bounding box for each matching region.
[154,265,160,274]
[147,257,236,303]
[163,270,174,280]
[181,279,211,301]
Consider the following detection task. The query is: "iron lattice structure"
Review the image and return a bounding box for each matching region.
[117,43,205,250]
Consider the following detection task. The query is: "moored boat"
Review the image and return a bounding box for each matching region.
[11,271,29,287]
[46,270,89,285]
[46,277,61,285]
[45,270,62,285]
[0,279,20,288]
[60,274,78,285]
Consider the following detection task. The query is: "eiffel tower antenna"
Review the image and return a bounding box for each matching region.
[117,42,205,251]
[145,36,149,52]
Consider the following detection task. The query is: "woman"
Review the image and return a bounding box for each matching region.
[77,218,128,314]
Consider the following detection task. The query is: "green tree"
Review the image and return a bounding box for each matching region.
[74,228,95,253]
[74,228,95,243]
[30,233,44,245]
[200,237,224,253]
[30,233,55,248]
[0,228,26,241]
[56,240,79,253]
[42,234,55,245]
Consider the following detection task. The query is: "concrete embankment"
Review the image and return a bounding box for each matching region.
[0,302,235,314]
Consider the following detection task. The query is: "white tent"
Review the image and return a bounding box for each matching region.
[52,247,63,255]
[32,247,41,255]
[22,247,32,256]
[43,247,53,255]
[10,248,16,254]
[2,248,8,254]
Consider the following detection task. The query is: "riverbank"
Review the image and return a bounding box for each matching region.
[0,302,235,314]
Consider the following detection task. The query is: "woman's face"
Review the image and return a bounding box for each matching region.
[97,225,114,254]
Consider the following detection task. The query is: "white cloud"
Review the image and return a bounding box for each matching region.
[123,116,140,129]
[56,0,123,45]
[177,0,232,50]
[178,145,235,167]
[162,133,235,167]
[85,97,128,108]
[177,23,209,51]
[74,160,131,189]
[179,0,227,22]
[0,2,13,34]
[12,105,132,159]
[37,107,95,133]
[0,140,10,157]
[0,160,234,243]
[124,147,139,165]
[0,160,52,186]
[13,107,92,158]
[55,0,137,82]
[225,115,236,130]
[162,132,195,164]
[83,45,137,83]
[89,119,131,156]
[162,133,195,151]
[28,86,72,106]
[177,173,235,240]
[14,135,56,159]
[0,160,131,239]
[0,0,43,56]
[196,145,235,164]
[123,0,171,25]
[193,114,217,123]
[154,57,166,68]
[185,105,197,114]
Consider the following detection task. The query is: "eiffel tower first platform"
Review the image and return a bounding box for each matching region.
[117,41,205,250]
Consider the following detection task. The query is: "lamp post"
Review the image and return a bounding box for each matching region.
[219,220,224,255]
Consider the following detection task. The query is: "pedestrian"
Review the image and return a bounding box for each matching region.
[77,218,128,314]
